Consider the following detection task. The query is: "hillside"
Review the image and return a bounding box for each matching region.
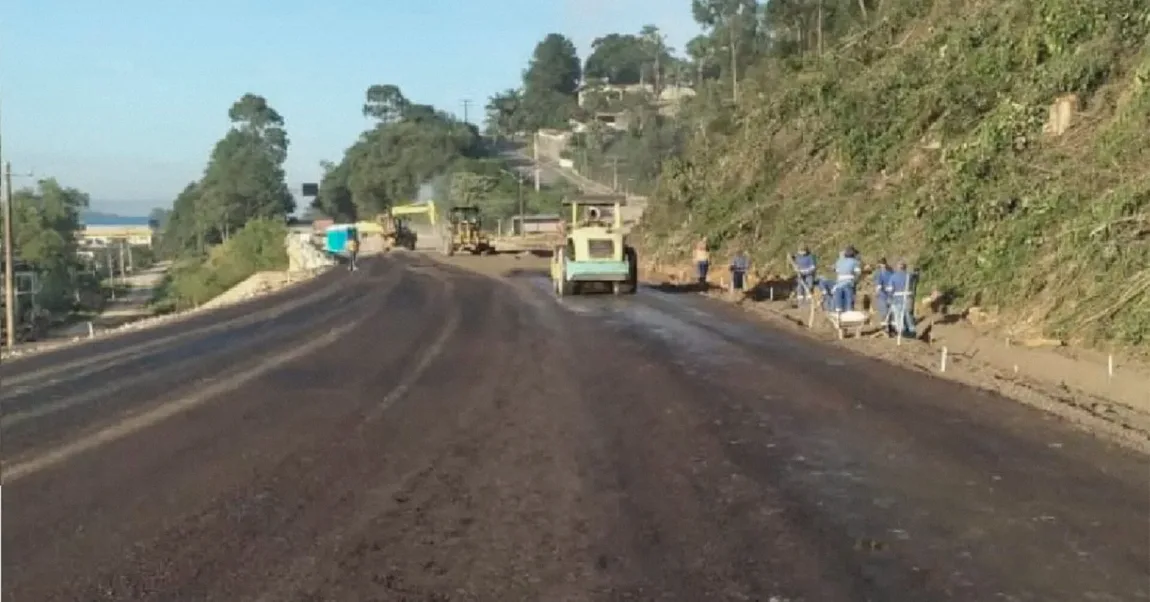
[639,0,1149,351]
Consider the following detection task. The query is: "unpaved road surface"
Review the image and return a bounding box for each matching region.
[2,253,1146,601]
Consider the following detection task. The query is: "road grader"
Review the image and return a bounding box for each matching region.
[550,195,638,296]
[442,205,494,256]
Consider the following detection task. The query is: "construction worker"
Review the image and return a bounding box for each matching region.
[729,249,750,294]
[693,238,710,287]
[886,260,917,337]
[346,234,359,272]
[873,257,893,323]
[831,246,862,312]
[793,246,816,302]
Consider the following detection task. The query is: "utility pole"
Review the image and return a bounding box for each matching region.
[517,174,525,238]
[461,99,471,124]
[3,162,15,351]
[611,157,619,192]
[117,240,126,286]
[106,247,116,300]
[532,130,541,192]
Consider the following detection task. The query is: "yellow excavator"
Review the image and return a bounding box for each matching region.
[373,201,443,252]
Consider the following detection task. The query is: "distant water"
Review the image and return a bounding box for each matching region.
[81,215,151,226]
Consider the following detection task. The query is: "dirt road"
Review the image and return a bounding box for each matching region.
[2,253,1146,601]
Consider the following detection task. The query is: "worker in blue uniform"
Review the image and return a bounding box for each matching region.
[792,246,817,302]
[831,246,862,312]
[729,249,750,294]
[886,260,917,337]
[873,257,893,324]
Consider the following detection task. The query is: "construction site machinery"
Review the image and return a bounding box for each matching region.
[550,195,638,296]
[373,213,418,251]
[443,205,495,256]
[389,201,445,253]
[0,259,50,343]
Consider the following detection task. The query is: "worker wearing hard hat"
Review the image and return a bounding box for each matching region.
[831,245,862,312]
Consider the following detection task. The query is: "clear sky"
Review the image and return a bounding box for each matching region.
[1,0,699,215]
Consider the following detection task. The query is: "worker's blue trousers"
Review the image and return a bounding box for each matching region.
[832,281,856,312]
[731,269,746,291]
[890,296,917,336]
[874,289,890,320]
[696,261,710,284]
[795,273,815,301]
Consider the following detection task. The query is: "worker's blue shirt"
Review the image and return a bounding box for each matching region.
[875,267,893,292]
[887,270,915,295]
[794,253,816,274]
[730,254,750,272]
[834,256,861,282]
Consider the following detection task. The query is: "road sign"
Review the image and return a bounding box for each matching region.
[301,183,319,197]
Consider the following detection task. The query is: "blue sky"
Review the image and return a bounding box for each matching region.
[1,0,699,215]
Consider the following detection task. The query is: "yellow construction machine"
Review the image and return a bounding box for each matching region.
[373,213,417,251]
[371,201,443,252]
[443,205,494,256]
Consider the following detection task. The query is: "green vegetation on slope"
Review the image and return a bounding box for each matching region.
[642,0,1149,348]
[154,218,288,312]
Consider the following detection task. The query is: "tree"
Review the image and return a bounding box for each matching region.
[159,93,293,257]
[485,89,524,138]
[524,33,582,96]
[639,25,670,94]
[584,33,648,85]
[363,84,410,123]
[315,84,485,220]
[448,172,496,207]
[692,0,762,102]
[4,179,90,310]
[516,33,582,131]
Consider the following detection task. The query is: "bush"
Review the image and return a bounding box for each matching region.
[155,218,288,310]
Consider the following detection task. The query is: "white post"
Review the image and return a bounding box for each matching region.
[1108,354,1114,378]
[940,347,948,372]
[769,287,774,301]
[87,321,94,338]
